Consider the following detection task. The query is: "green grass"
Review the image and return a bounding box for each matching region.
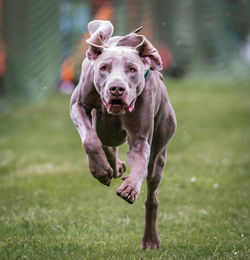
[0,80,249,259]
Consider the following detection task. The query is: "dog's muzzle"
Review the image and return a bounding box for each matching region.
[103,97,135,115]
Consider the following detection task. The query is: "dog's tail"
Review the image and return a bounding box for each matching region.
[133,26,143,34]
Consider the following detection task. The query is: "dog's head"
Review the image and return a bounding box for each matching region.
[86,20,162,115]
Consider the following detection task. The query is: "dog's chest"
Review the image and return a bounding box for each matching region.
[93,109,127,146]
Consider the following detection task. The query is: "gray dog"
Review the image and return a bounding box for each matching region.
[70,20,176,249]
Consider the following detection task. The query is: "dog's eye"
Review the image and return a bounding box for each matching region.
[129,67,137,73]
[100,65,107,71]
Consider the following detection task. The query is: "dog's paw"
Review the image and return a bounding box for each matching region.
[88,157,113,186]
[114,159,126,178]
[141,234,161,250]
[116,176,140,204]
[141,238,161,250]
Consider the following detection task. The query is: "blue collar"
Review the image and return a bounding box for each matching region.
[144,69,150,79]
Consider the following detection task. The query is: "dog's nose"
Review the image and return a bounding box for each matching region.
[109,86,125,96]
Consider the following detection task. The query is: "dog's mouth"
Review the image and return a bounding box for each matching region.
[110,99,124,106]
[103,98,135,114]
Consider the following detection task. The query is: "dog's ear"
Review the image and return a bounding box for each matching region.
[117,34,163,71]
[137,37,163,71]
[86,20,114,60]
[117,34,145,48]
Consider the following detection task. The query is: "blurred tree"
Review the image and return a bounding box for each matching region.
[3,0,61,102]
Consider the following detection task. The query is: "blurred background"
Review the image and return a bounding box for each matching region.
[0,0,249,104]
[0,1,250,258]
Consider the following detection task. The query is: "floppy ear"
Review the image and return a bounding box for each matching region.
[137,37,163,71]
[117,34,163,71]
[86,20,114,60]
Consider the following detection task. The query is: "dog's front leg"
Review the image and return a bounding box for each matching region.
[117,137,150,204]
[70,102,113,185]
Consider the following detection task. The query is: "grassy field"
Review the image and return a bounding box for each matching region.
[0,80,249,259]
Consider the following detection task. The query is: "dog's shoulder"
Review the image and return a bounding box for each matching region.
[71,58,100,108]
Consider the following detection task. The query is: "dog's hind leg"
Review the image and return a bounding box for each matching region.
[141,149,166,250]
[103,146,126,178]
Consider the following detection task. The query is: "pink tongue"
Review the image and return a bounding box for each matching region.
[128,102,135,112]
